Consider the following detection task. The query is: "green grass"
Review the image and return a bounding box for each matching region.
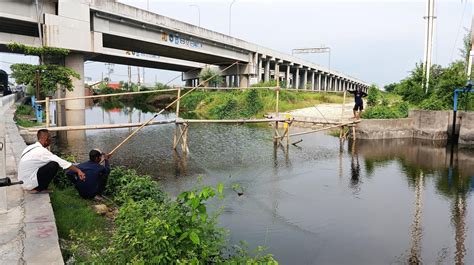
[181,89,345,119]
[15,118,39,127]
[50,186,111,262]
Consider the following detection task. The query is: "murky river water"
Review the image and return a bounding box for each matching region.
[54,106,474,265]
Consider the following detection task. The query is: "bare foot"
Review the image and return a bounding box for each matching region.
[29,189,53,194]
[94,195,105,202]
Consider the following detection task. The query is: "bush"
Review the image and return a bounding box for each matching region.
[180,91,207,111]
[362,102,409,119]
[114,174,165,205]
[366,84,380,106]
[241,89,263,117]
[16,104,34,115]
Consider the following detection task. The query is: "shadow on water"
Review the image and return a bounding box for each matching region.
[53,105,474,265]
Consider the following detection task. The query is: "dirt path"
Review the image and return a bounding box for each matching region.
[283,103,355,123]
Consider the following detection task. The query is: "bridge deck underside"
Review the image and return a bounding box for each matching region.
[88,53,199,72]
[102,34,242,66]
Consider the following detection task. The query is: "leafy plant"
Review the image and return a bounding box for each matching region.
[366,84,380,106]
[198,68,223,87]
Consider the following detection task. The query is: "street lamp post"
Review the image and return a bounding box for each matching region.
[292,46,331,74]
[229,0,236,35]
[190,4,201,27]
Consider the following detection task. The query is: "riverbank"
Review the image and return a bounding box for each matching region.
[49,166,278,263]
[0,97,63,264]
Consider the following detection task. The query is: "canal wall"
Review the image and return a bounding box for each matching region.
[356,110,474,144]
[0,92,21,112]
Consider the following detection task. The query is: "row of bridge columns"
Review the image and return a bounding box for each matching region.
[255,55,367,92]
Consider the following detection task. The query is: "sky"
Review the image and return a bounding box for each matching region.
[0,0,472,88]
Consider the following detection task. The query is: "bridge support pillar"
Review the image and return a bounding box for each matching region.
[311,71,315,90]
[257,55,262,82]
[264,60,270,82]
[233,75,239,87]
[285,66,290,88]
[185,79,192,87]
[65,53,85,110]
[303,70,308,90]
[295,68,300,89]
[239,75,249,88]
[274,63,280,83]
[318,73,322,91]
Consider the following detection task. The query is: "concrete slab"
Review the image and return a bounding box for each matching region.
[23,221,63,265]
[0,104,63,264]
[24,193,56,223]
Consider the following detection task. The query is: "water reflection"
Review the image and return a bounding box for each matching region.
[358,139,473,265]
[348,139,362,194]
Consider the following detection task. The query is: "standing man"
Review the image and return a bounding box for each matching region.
[18,129,85,192]
[67,149,110,200]
[348,87,367,119]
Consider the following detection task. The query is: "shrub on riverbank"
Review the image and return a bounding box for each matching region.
[14,104,40,127]
[51,166,277,264]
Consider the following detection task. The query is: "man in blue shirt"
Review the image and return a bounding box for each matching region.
[348,88,368,119]
[67,149,110,199]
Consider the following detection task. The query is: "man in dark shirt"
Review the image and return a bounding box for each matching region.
[348,88,368,119]
[67,149,110,199]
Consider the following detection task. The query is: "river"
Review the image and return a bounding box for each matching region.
[53,105,474,265]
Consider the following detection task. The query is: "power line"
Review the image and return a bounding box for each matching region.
[450,0,469,62]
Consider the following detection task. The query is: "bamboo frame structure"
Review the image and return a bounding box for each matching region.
[29,118,288,132]
[277,120,360,139]
[28,119,176,132]
[35,88,180,103]
[45,97,50,128]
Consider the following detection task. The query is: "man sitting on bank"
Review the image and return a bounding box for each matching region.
[18,129,86,193]
[67,149,110,200]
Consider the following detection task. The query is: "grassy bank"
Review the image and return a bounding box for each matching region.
[14,104,40,127]
[181,88,344,119]
[50,166,277,264]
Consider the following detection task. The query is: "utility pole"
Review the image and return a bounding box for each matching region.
[422,0,435,93]
[229,0,236,35]
[127,65,131,91]
[137,66,141,91]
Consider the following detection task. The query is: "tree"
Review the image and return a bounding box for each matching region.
[366,84,380,106]
[384,83,397,93]
[7,42,79,98]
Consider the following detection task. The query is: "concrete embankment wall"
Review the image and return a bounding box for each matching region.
[356,110,474,145]
[0,93,21,111]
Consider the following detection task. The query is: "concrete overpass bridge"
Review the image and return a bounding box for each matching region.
[0,0,369,109]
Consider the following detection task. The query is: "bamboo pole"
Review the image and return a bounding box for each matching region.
[173,87,181,149]
[173,125,185,150]
[30,118,286,132]
[175,87,181,117]
[108,61,240,157]
[339,89,347,138]
[284,121,360,138]
[45,97,50,128]
[28,119,176,132]
[35,88,180,103]
[178,118,286,124]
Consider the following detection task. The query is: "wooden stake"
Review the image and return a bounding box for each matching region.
[175,87,181,117]
[340,89,347,122]
[45,97,50,128]
[275,88,280,129]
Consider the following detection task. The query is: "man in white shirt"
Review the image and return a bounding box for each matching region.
[18,129,86,192]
